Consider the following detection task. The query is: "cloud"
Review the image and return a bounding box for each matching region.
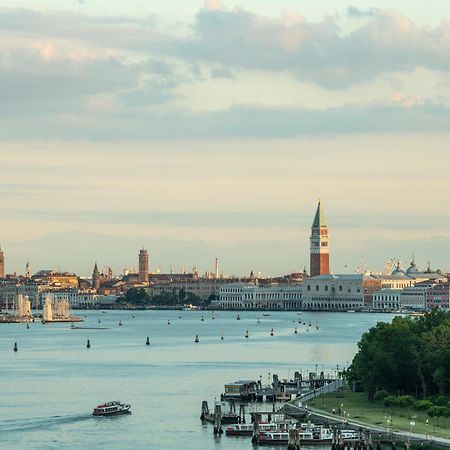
[3,6,450,90]
[175,6,450,88]
[1,98,450,140]
[0,6,450,139]
[347,6,378,18]
[210,65,235,79]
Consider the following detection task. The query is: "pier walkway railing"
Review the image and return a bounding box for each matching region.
[295,379,345,403]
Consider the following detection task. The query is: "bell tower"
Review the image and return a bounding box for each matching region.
[138,248,149,283]
[92,262,100,291]
[0,245,4,278]
[310,200,330,277]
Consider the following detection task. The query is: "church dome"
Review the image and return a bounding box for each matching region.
[406,259,419,275]
[391,268,406,276]
[391,262,406,277]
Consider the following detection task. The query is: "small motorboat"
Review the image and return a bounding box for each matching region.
[92,401,131,416]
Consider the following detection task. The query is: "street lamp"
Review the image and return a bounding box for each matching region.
[409,420,415,443]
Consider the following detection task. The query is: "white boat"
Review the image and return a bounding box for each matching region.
[92,401,131,416]
[182,304,198,310]
[225,421,280,436]
[340,430,359,440]
[257,424,333,446]
[225,423,254,436]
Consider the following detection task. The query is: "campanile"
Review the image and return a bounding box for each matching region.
[310,200,330,277]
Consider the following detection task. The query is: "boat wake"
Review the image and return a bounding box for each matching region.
[0,414,92,433]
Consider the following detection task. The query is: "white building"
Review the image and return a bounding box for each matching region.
[301,274,364,311]
[218,283,302,310]
[39,290,118,309]
[1,283,49,309]
[372,289,402,310]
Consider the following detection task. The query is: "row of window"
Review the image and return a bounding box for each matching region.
[306,285,360,293]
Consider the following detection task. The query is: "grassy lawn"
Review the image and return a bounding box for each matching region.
[307,387,450,440]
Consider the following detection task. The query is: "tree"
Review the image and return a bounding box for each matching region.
[124,288,149,305]
[178,288,186,302]
[347,311,450,400]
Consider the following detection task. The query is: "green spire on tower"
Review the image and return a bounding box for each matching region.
[312,200,327,227]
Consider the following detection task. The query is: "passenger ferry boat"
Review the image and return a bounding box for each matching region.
[92,401,131,416]
[225,422,279,436]
[256,424,334,446]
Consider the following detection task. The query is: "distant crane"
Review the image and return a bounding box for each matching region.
[355,257,368,274]
[384,258,401,275]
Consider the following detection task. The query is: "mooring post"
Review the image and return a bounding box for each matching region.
[200,400,209,420]
[239,404,245,424]
[288,429,300,450]
[213,403,223,435]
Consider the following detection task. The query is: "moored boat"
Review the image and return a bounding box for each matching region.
[256,424,334,446]
[225,423,254,436]
[226,421,280,436]
[92,401,131,416]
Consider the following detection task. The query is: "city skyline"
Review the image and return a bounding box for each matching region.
[1,1,450,275]
[1,199,448,278]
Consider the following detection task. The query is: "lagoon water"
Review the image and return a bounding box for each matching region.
[0,310,393,450]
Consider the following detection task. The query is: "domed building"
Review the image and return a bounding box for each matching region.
[391,262,408,278]
[405,258,419,276]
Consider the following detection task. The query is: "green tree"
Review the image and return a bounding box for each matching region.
[347,311,450,400]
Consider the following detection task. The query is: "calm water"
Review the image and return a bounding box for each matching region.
[0,310,394,450]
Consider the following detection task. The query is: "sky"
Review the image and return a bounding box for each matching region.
[1,0,450,277]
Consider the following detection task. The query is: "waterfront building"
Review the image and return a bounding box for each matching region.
[146,276,238,301]
[138,248,149,284]
[0,282,49,309]
[36,289,118,309]
[0,245,4,278]
[310,200,330,277]
[400,283,433,310]
[218,282,302,310]
[426,283,450,310]
[362,275,382,305]
[372,288,402,310]
[92,263,100,291]
[301,274,365,310]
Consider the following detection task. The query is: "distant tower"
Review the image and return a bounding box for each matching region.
[92,262,100,291]
[215,258,219,279]
[25,261,31,278]
[138,248,149,283]
[0,245,4,278]
[310,200,330,277]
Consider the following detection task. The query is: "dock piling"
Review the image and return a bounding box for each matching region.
[213,403,223,435]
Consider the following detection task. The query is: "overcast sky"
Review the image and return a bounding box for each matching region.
[1,1,450,277]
